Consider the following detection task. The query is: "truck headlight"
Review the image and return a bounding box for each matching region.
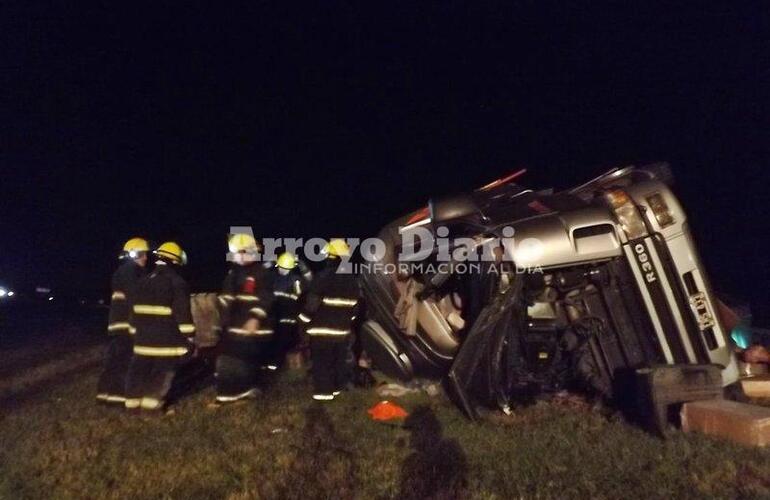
[605,189,648,240]
[646,192,675,228]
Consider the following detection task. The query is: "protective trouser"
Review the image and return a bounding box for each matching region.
[216,339,267,402]
[310,338,352,399]
[96,334,133,404]
[124,353,187,411]
[268,318,298,368]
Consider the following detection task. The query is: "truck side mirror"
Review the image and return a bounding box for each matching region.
[428,194,481,225]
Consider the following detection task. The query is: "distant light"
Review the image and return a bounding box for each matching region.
[48,296,54,301]
[7,291,14,297]
[0,288,6,298]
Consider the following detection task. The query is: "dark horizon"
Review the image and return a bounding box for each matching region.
[1,3,768,323]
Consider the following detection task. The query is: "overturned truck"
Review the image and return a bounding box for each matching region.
[360,164,739,429]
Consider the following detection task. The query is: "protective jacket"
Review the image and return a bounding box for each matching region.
[272,270,305,325]
[299,262,360,340]
[108,260,146,334]
[218,263,274,340]
[131,264,196,356]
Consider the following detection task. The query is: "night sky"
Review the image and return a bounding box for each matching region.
[1,3,769,323]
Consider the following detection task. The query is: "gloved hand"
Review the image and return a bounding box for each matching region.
[244,318,260,334]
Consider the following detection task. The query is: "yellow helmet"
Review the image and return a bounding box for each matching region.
[121,237,149,259]
[323,238,351,258]
[155,241,188,266]
[276,252,297,270]
[228,233,260,254]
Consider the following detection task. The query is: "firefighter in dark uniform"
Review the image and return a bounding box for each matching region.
[215,234,275,403]
[268,252,308,370]
[298,239,361,401]
[96,237,149,405]
[124,242,196,412]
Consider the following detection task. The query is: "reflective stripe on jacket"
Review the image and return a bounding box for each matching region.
[130,264,195,354]
[218,263,275,341]
[300,260,360,339]
[108,260,147,335]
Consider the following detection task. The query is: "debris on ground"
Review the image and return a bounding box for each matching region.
[550,391,598,413]
[375,380,442,398]
[681,399,770,447]
[368,401,409,421]
[376,383,419,398]
[423,383,441,397]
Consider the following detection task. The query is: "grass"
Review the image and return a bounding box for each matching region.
[2,335,770,499]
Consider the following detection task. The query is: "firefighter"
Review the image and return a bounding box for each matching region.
[268,252,308,369]
[96,237,149,405]
[215,234,274,403]
[299,239,361,401]
[124,242,196,412]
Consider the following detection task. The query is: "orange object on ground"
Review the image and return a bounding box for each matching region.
[368,400,409,421]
